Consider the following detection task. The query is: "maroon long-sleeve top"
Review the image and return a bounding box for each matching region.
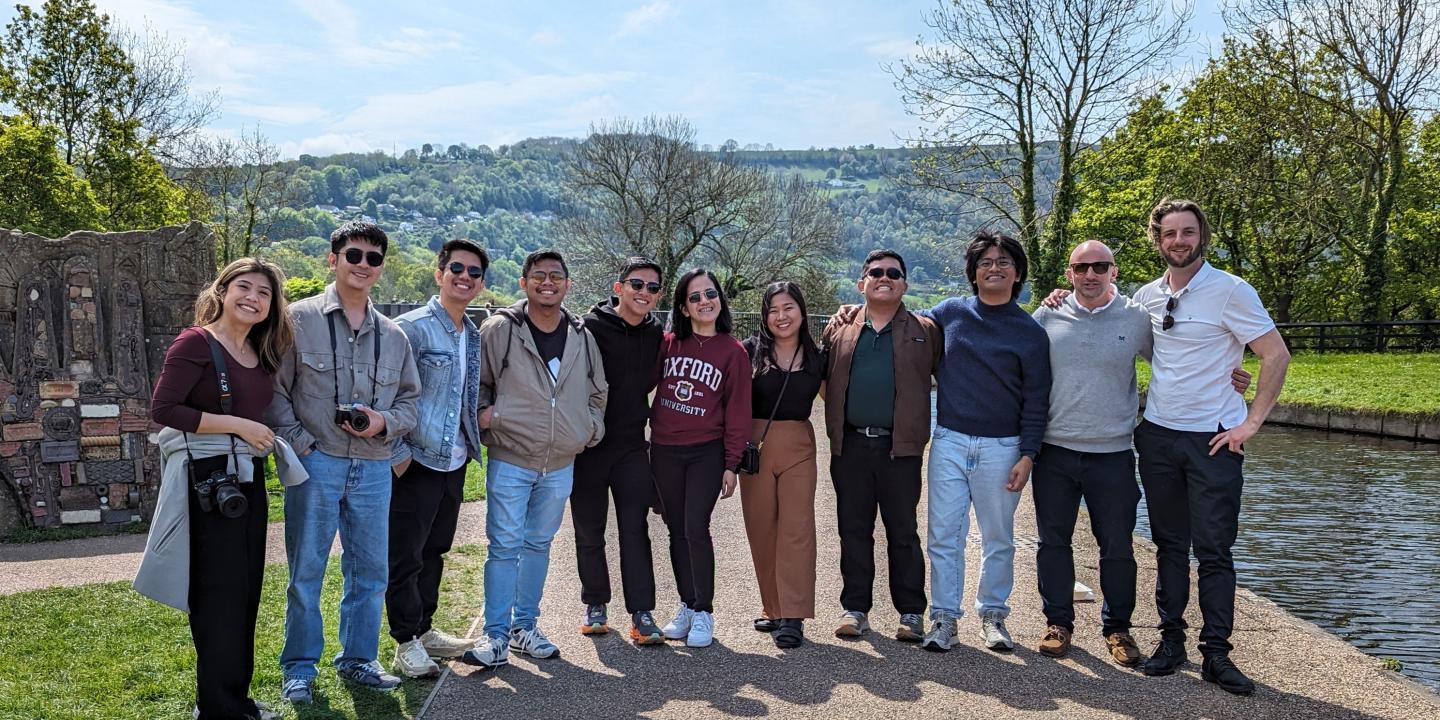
[650,331,753,469]
[150,326,275,430]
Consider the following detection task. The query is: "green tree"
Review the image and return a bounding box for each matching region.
[87,121,188,229]
[0,115,103,235]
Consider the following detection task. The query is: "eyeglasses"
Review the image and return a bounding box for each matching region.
[624,278,662,295]
[526,271,567,284]
[977,258,1014,270]
[447,261,485,279]
[866,267,905,280]
[342,248,385,267]
[1069,261,1113,275]
[1162,295,1179,331]
[687,288,721,304]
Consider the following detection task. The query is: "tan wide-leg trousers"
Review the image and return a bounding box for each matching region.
[739,419,818,620]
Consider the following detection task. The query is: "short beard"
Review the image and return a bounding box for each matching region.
[1164,242,1206,269]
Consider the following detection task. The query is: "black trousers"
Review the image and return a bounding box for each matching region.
[572,442,657,613]
[830,432,927,615]
[386,460,466,642]
[1032,443,1139,635]
[1134,419,1245,657]
[651,441,724,614]
[189,455,267,720]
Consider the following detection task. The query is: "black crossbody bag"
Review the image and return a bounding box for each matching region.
[737,350,800,475]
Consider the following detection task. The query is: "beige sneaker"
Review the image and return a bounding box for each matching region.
[393,638,441,678]
[834,611,870,638]
[420,628,476,659]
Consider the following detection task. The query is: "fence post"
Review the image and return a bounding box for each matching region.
[1317,324,1326,353]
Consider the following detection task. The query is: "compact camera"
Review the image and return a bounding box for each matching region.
[335,403,371,432]
[193,469,250,518]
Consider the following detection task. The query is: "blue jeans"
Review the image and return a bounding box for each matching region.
[926,426,1023,619]
[483,458,574,639]
[281,450,392,680]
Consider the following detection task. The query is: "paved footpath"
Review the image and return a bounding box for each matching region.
[427,419,1440,720]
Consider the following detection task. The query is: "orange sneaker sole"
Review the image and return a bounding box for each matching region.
[630,628,664,645]
[580,623,610,635]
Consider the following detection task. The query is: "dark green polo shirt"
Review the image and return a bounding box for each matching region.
[845,316,896,428]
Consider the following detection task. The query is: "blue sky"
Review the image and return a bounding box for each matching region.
[6,0,1229,158]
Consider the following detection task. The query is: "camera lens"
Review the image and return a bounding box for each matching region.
[215,483,248,519]
[349,410,370,432]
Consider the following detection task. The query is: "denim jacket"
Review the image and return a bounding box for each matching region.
[391,296,482,469]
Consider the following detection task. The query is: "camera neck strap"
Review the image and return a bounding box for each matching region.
[756,349,799,450]
[185,329,241,473]
[328,309,382,411]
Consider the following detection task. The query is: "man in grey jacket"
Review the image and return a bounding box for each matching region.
[459,249,607,671]
[267,221,421,703]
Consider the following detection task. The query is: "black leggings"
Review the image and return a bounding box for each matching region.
[189,455,268,720]
[651,441,724,614]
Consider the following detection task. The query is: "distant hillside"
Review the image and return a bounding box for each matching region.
[252,139,1060,308]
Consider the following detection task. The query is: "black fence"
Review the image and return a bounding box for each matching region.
[1276,321,1440,353]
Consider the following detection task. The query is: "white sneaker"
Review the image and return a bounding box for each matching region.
[980,610,1014,651]
[920,615,958,653]
[686,610,714,648]
[661,602,695,640]
[509,626,561,659]
[458,635,509,670]
[420,628,476,658]
[393,638,441,678]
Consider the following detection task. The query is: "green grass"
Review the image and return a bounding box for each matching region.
[2,521,149,544]
[264,450,488,523]
[0,545,486,720]
[1136,352,1440,415]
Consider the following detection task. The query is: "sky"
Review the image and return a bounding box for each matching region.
[4,0,1230,159]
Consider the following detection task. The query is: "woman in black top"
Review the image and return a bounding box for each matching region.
[150,257,293,720]
[739,281,825,648]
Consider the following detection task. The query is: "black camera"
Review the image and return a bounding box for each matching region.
[194,469,249,518]
[335,403,370,432]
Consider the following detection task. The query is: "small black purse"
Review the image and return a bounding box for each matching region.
[737,350,798,475]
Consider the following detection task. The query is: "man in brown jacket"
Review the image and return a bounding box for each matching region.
[821,249,941,642]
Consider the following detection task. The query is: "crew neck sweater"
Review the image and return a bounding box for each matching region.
[1033,294,1153,453]
[650,332,752,469]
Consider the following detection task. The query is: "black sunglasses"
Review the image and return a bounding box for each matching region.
[1163,295,1179,331]
[447,261,485,279]
[1070,261,1113,275]
[687,288,721,304]
[624,278,662,295]
[342,248,385,267]
[866,267,905,280]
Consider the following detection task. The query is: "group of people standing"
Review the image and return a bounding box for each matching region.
[136,195,1290,719]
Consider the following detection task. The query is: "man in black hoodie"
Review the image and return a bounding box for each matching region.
[573,257,667,644]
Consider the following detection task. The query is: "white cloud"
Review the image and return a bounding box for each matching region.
[864,37,918,59]
[278,132,381,159]
[529,29,563,47]
[614,1,675,39]
[228,102,330,126]
[293,0,454,66]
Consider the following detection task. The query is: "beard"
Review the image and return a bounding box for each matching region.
[1164,241,1206,269]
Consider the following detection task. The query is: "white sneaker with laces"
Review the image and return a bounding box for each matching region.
[980,610,1014,651]
[509,626,561,659]
[420,628,476,658]
[458,635,509,670]
[662,602,695,640]
[686,610,715,648]
[393,637,441,678]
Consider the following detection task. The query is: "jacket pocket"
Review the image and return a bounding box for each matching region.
[372,361,403,408]
[298,352,337,400]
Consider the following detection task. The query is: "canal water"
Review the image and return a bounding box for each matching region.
[1133,426,1440,691]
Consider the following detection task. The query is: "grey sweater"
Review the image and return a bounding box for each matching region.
[1032,294,1153,453]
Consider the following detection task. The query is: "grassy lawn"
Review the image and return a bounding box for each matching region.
[1137,351,1440,415]
[0,545,486,719]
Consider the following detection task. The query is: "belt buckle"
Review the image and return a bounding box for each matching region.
[860,426,881,438]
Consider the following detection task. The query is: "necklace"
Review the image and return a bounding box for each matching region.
[207,325,250,359]
[693,332,717,349]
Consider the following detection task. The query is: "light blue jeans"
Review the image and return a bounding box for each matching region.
[483,458,574,640]
[927,426,1023,620]
[281,450,391,680]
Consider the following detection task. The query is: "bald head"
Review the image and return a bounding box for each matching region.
[1065,240,1118,308]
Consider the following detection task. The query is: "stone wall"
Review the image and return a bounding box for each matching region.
[0,223,216,534]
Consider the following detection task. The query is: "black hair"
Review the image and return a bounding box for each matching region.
[861,248,907,278]
[330,220,389,255]
[752,281,822,375]
[964,230,1028,302]
[522,249,568,278]
[617,256,663,282]
[669,268,733,340]
[437,239,490,275]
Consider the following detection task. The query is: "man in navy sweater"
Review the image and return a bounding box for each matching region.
[920,231,1051,653]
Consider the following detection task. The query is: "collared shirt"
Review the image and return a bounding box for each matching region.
[1134,262,1275,432]
[1033,293,1152,453]
[1074,291,1119,314]
[267,283,421,461]
[844,315,896,429]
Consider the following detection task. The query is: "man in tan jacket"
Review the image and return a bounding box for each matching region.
[459,249,608,671]
[821,249,940,643]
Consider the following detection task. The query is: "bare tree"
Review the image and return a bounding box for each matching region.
[1227,0,1440,331]
[112,23,220,165]
[184,127,300,264]
[894,0,1191,293]
[561,116,836,304]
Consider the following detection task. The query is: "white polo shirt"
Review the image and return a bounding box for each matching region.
[1134,261,1276,432]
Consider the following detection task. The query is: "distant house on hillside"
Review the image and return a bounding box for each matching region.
[344,205,361,214]
[377,203,399,215]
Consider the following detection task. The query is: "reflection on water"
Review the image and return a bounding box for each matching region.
[1135,426,1440,691]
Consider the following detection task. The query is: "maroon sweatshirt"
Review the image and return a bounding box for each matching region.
[650,331,753,469]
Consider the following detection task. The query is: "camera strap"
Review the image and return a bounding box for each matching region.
[186,329,242,481]
[328,309,383,410]
[756,350,799,451]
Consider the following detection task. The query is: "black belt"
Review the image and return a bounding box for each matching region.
[846,425,892,438]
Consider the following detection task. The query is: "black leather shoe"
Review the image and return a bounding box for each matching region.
[753,618,779,633]
[1141,637,1188,676]
[1202,655,1256,695]
[774,619,804,649]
